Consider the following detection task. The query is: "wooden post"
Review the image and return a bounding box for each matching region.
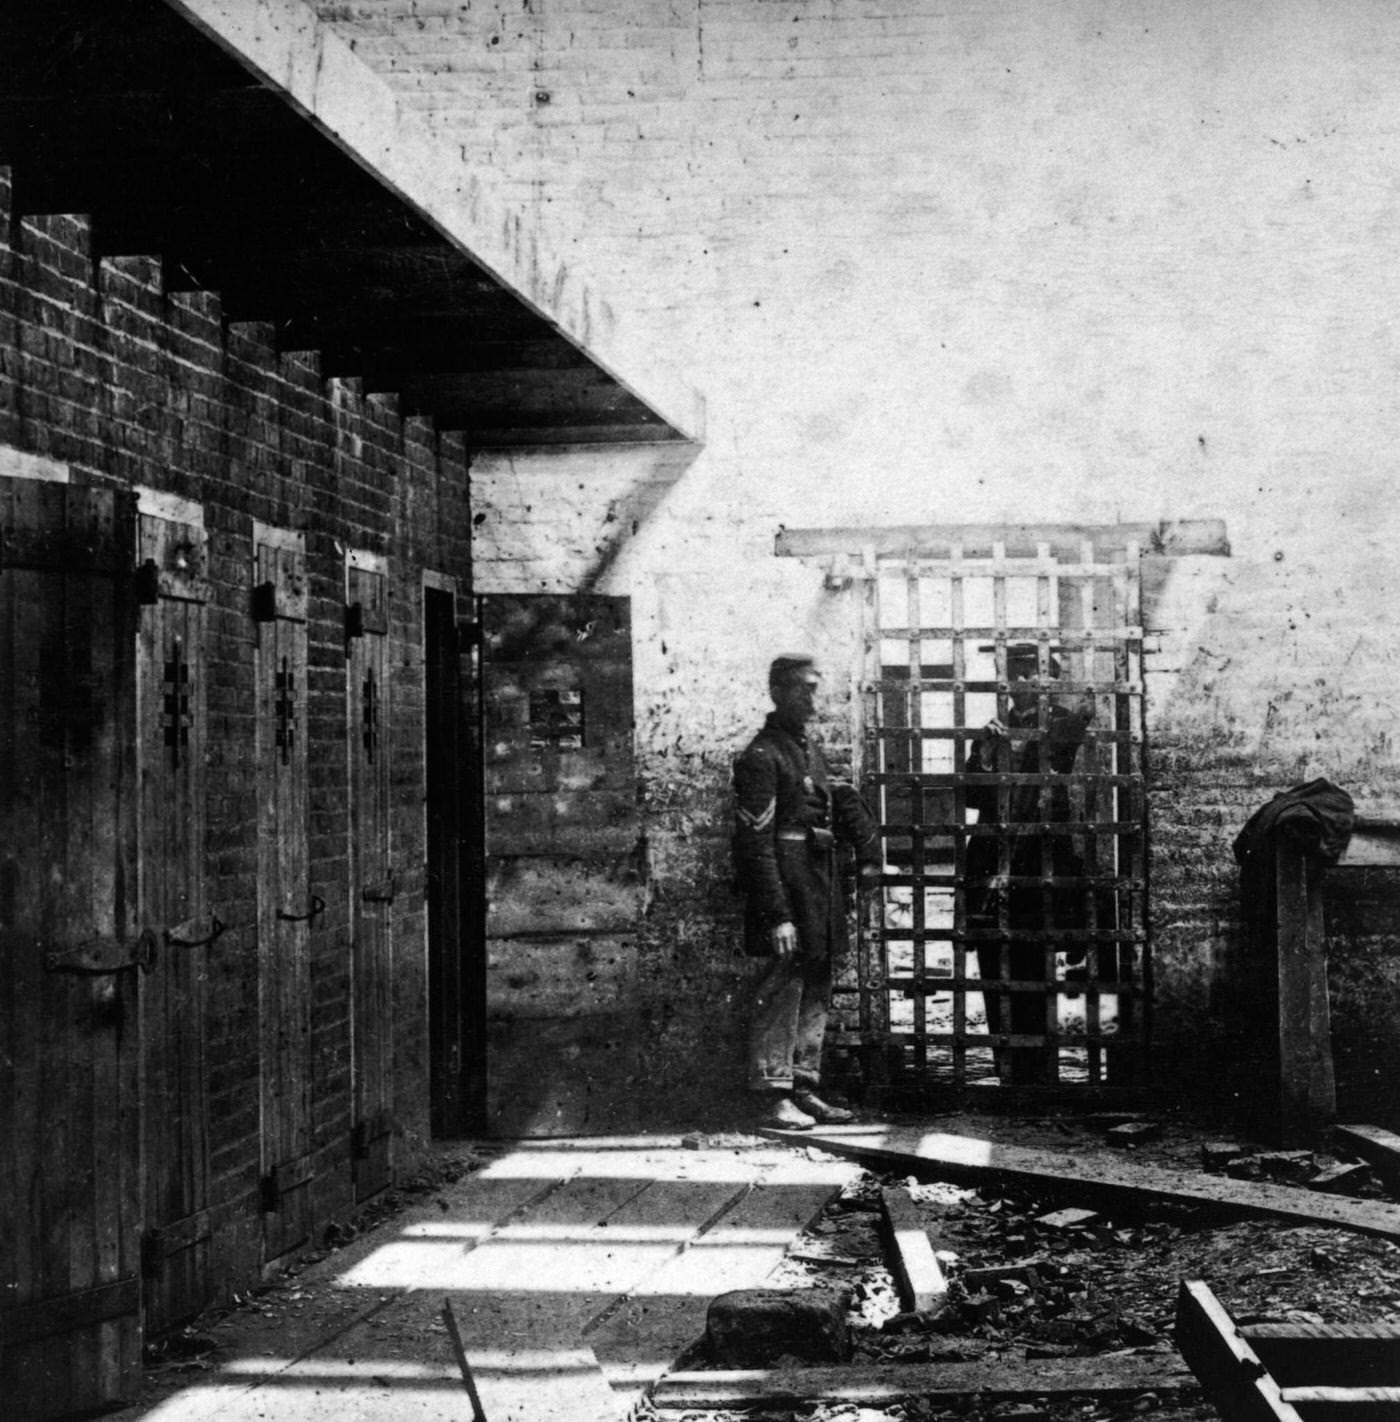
[1275,838,1337,1147]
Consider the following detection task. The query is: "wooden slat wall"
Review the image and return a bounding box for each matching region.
[0,480,143,1419]
[136,501,213,1332]
[253,525,313,1260]
[347,558,393,1199]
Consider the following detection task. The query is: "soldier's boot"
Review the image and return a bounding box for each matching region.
[763,1094,816,1130]
[792,1089,854,1124]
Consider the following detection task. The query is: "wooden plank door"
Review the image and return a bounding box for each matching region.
[0,477,143,1419]
[135,492,214,1333]
[346,554,393,1196]
[425,582,486,1137]
[479,594,644,1136]
[252,524,313,1261]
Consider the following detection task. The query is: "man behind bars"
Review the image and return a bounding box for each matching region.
[733,653,883,1130]
[964,642,1097,1085]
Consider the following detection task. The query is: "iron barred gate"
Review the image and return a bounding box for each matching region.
[853,537,1148,1094]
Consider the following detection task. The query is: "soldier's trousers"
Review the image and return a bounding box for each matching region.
[747,953,831,1092]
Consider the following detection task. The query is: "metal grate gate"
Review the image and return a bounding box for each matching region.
[855,540,1148,1091]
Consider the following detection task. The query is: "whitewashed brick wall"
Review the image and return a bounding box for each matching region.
[323,0,1400,1107]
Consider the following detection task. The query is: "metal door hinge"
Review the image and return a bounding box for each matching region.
[45,929,156,975]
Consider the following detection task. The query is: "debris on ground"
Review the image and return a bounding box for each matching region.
[688,1113,1400,1422]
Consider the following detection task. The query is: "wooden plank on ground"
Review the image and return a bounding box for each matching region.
[765,1128,1400,1242]
[588,1155,859,1388]
[1335,1125,1400,1190]
[651,1355,1196,1409]
[880,1187,948,1313]
[1243,1322,1400,1387]
[1175,1279,1305,1422]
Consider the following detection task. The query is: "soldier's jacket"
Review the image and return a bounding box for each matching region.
[732,713,881,958]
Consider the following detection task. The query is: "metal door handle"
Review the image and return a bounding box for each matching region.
[166,914,225,949]
[278,895,326,923]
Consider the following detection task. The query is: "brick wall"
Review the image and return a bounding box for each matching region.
[0,166,472,1301]
[331,1,1400,1116]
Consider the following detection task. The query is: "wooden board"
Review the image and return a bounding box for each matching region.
[348,559,393,1201]
[652,1355,1196,1409]
[0,480,143,1419]
[1244,1322,1400,1387]
[137,502,213,1333]
[881,1187,948,1313]
[1335,1125,1400,1190]
[1275,840,1337,1147]
[253,525,313,1261]
[424,585,485,1137]
[771,1127,1400,1241]
[1175,1279,1305,1422]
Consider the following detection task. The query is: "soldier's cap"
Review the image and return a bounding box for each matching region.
[769,652,821,687]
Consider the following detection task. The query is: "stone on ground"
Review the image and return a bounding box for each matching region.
[705,1287,852,1366]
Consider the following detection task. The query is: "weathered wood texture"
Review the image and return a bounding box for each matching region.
[0,481,143,1418]
[1174,1280,1304,1422]
[480,594,644,1136]
[776,520,1229,561]
[652,1356,1196,1409]
[254,526,314,1261]
[1334,1125,1400,1191]
[1274,839,1337,1147]
[772,1128,1400,1241]
[880,1187,948,1313]
[424,585,485,1137]
[348,560,393,1201]
[137,502,213,1333]
[1244,1322,1400,1387]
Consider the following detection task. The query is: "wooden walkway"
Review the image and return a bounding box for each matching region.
[115,1138,859,1422]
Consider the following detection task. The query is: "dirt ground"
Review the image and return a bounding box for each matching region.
[134,1110,1400,1422]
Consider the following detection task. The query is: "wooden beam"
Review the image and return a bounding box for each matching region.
[774,520,1230,561]
[1174,1279,1306,1422]
[1334,1125,1400,1191]
[1275,839,1337,1147]
[879,1187,948,1314]
[1242,1323,1400,1387]
[761,1128,1400,1242]
[651,1356,1196,1410]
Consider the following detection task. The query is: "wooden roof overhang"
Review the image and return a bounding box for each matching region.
[0,0,703,450]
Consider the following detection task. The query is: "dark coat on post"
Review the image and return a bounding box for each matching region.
[732,714,881,959]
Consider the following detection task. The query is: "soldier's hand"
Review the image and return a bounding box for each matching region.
[982,717,1009,741]
[771,921,799,959]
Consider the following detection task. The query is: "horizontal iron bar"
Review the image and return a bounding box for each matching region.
[877,929,1146,943]
[885,976,1143,995]
[875,627,1144,642]
[867,678,1142,693]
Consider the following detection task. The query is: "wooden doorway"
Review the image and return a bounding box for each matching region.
[135,490,214,1332]
[346,551,394,1194]
[425,581,486,1137]
[0,477,144,1418]
[252,523,314,1261]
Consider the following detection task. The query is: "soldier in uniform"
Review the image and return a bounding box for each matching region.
[964,643,1098,1084]
[733,653,883,1129]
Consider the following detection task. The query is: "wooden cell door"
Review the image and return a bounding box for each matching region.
[346,554,393,1197]
[252,524,313,1261]
[136,493,214,1333]
[0,478,143,1419]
